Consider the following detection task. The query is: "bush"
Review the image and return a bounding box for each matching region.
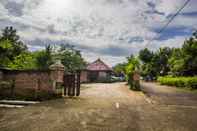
[157,76,197,89]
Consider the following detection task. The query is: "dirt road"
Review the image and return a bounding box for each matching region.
[0,82,197,131]
[141,82,197,106]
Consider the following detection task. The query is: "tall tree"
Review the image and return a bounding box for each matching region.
[34,45,53,70]
[0,26,27,67]
[0,26,27,57]
[56,44,87,73]
[139,48,154,63]
[0,39,13,67]
[168,31,197,76]
[155,47,173,76]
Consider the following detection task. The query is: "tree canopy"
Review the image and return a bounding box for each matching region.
[0,26,86,72]
[0,26,27,68]
[138,31,197,78]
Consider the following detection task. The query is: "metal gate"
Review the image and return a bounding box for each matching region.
[63,73,80,96]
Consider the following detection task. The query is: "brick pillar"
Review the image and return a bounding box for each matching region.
[49,60,65,91]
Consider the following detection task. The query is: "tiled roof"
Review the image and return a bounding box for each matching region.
[86,59,112,71]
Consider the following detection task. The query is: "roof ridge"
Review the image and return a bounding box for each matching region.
[86,58,112,71]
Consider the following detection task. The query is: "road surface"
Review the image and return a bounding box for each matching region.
[0,82,197,131]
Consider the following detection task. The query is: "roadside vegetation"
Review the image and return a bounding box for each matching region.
[113,31,197,90]
[158,76,197,89]
[0,26,87,98]
[0,26,86,72]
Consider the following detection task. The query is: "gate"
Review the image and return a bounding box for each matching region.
[63,73,80,96]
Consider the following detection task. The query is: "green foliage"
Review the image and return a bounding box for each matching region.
[168,48,185,75]
[34,45,53,70]
[139,31,197,79]
[0,39,14,67]
[56,44,87,73]
[0,26,27,68]
[158,76,197,89]
[113,63,126,76]
[138,47,173,79]
[168,32,197,76]
[0,26,86,72]
[124,55,140,90]
[139,48,154,63]
[7,52,36,70]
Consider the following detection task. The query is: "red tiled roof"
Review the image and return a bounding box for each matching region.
[86,59,112,71]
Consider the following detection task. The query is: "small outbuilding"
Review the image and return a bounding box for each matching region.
[80,59,112,83]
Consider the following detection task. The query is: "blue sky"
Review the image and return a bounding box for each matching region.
[0,0,197,66]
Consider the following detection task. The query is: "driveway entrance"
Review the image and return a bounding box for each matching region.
[0,82,197,131]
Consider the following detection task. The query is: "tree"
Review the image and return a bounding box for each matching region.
[56,44,87,73]
[0,39,13,67]
[169,31,197,76]
[8,52,36,70]
[155,47,173,76]
[0,26,27,67]
[139,48,154,63]
[125,55,140,90]
[0,26,27,57]
[113,63,127,77]
[181,33,197,75]
[34,45,53,70]
[168,48,185,76]
[139,47,173,79]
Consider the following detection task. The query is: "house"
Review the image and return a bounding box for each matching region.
[80,58,112,82]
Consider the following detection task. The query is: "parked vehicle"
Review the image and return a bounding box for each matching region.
[111,76,125,82]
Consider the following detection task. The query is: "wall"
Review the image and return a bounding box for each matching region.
[0,71,3,80]
[80,70,88,83]
[82,70,112,83]
[0,69,63,100]
[99,71,107,78]
[4,70,52,91]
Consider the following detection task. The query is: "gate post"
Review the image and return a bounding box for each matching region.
[49,60,65,96]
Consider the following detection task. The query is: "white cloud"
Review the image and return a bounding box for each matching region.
[0,0,196,65]
[147,36,186,52]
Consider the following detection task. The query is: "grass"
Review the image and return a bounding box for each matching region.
[157,76,197,89]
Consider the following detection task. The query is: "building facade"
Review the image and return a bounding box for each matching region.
[80,59,112,83]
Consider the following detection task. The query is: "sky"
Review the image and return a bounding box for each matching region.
[0,0,197,66]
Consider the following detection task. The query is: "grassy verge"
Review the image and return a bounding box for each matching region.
[157,76,197,90]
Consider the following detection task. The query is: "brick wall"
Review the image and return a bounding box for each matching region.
[0,69,59,100]
[4,70,52,90]
[0,71,3,80]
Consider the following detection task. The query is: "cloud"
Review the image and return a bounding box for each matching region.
[0,0,196,65]
[147,36,186,52]
[5,1,24,16]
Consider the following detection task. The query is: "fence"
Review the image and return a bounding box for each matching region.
[64,73,80,96]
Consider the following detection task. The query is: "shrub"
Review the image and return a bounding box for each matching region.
[157,76,197,89]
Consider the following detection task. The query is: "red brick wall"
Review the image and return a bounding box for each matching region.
[0,67,66,100]
[3,70,53,92]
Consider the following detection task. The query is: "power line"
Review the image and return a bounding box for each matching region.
[144,0,191,48]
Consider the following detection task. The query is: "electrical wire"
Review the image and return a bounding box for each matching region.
[144,0,191,48]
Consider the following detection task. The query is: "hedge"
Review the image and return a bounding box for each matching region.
[157,76,197,89]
